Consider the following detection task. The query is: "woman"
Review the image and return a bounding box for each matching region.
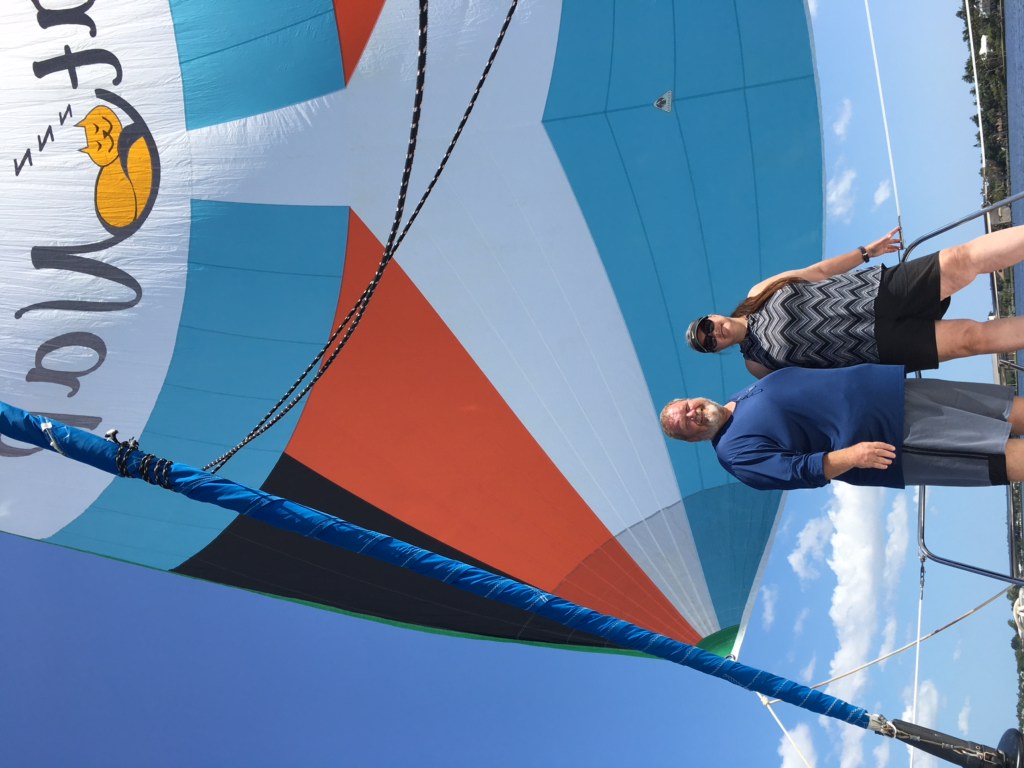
[686,225,1024,378]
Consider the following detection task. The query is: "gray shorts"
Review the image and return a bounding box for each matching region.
[902,378,1014,486]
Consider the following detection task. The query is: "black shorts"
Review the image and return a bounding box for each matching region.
[874,252,951,372]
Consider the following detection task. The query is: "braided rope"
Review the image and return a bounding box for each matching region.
[111,436,174,489]
[205,0,519,473]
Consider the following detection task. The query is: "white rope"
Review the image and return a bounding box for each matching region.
[909,560,926,768]
[765,588,1007,704]
[863,0,903,227]
[758,694,815,768]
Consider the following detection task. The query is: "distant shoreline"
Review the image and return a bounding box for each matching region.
[1006,0,1021,218]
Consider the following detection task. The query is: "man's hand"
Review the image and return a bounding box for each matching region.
[823,442,896,480]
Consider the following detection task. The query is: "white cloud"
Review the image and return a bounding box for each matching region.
[958,698,971,734]
[820,485,888,768]
[877,615,897,664]
[807,0,818,19]
[953,639,963,662]
[883,495,908,599]
[805,486,912,768]
[825,485,886,704]
[839,726,867,768]
[778,722,818,768]
[794,607,811,636]
[811,487,909,768]
[873,740,891,768]
[799,654,817,683]
[901,680,942,768]
[833,98,853,140]
[903,679,941,725]
[873,179,892,209]
[788,515,833,581]
[827,167,857,222]
[762,584,779,630]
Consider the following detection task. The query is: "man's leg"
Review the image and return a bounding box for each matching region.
[1010,396,1024,436]
[939,225,1024,299]
[1006,440,1024,482]
[935,317,1024,361]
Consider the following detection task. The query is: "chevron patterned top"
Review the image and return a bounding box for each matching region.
[740,267,882,369]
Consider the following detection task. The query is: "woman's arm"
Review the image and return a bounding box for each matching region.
[745,359,774,379]
[746,227,902,297]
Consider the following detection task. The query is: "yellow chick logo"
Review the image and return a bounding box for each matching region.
[77,105,154,230]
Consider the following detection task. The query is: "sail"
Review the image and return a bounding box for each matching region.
[0,0,823,656]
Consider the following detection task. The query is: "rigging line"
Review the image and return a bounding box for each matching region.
[390,0,519,258]
[203,0,429,473]
[765,587,1007,705]
[758,694,815,768]
[909,557,926,768]
[204,0,520,473]
[863,0,903,231]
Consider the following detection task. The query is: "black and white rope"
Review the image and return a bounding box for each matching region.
[108,432,174,489]
[205,0,519,473]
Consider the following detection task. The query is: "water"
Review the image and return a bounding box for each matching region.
[1006,1,1024,331]
[1007,0,1024,218]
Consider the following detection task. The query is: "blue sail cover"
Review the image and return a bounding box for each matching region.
[0,401,868,728]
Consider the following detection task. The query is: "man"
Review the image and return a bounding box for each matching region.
[660,364,1024,491]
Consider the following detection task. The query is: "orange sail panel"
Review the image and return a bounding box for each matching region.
[287,211,699,644]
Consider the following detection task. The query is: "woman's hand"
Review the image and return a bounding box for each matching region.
[864,227,903,259]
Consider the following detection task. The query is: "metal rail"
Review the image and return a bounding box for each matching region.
[901,189,1024,261]
[901,190,1024,588]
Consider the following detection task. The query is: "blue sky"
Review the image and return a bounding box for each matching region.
[0,2,1018,767]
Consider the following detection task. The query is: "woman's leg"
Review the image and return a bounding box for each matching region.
[938,225,1024,299]
[935,316,1024,361]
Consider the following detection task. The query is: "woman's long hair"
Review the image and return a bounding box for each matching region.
[730,276,807,318]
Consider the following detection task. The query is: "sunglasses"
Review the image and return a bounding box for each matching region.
[697,317,717,352]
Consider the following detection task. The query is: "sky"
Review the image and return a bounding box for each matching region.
[0,2,1018,767]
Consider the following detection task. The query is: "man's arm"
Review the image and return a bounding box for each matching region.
[717,438,829,491]
[823,441,896,480]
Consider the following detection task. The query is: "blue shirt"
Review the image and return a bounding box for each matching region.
[711,364,906,490]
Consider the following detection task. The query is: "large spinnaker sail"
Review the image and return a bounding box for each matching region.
[0,0,822,655]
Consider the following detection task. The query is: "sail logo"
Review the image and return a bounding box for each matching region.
[77,101,156,232]
[12,90,161,232]
[1,3,165,459]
